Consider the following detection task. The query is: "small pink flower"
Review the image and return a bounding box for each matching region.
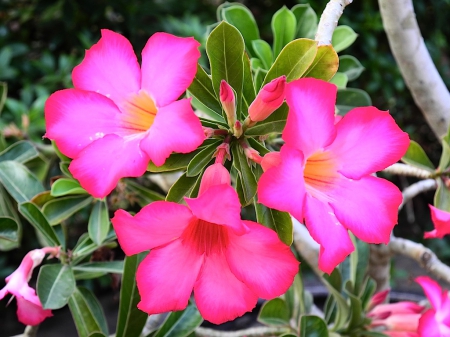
[45,30,204,198]
[220,80,236,128]
[258,78,410,273]
[0,247,60,326]
[248,76,286,122]
[112,163,298,324]
[416,276,450,336]
[424,205,450,239]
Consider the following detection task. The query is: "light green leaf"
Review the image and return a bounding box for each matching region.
[332,26,358,53]
[292,4,318,39]
[254,68,267,91]
[0,140,39,164]
[153,303,203,337]
[0,216,18,242]
[302,45,339,81]
[271,6,297,58]
[51,178,88,196]
[300,315,329,337]
[252,39,273,69]
[19,202,60,246]
[186,139,222,177]
[401,140,434,172]
[242,53,256,115]
[336,88,372,115]
[434,178,450,212]
[37,264,76,309]
[338,55,364,81]
[88,200,110,246]
[330,73,348,89]
[42,195,93,226]
[258,298,290,326]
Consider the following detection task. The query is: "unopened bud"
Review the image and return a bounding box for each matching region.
[220,80,236,128]
[233,120,243,138]
[244,147,263,165]
[248,75,286,122]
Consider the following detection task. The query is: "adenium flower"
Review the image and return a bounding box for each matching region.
[424,205,450,239]
[258,78,410,273]
[0,247,60,325]
[416,276,450,336]
[248,75,286,123]
[45,30,204,198]
[112,163,298,324]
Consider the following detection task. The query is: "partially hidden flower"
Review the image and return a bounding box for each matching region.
[424,205,450,239]
[258,78,410,273]
[248,75,286,123]
[416,276,450,336]
[112,163,298,324]
[45,30,204,198]
[0,247,60,325]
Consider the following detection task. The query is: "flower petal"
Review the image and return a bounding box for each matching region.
[16,294,52,326]
[198,163,231,195]
[416,276,444,309]
[72,29,140,107]
[69,134,149,198]
[427,205,450,239]
[329,175,401,244]
[194,253,258,324]
[45,89,124,158]
[258,145,306,221]
[304,195,354,274]
[418,309,443,337]
[112,202,194,256]
[140,99,204,166]
[226,220,298,299]
[283,78,337,157]
[328,107,410,179]
[137,239,203,315]
[141,33,200,107]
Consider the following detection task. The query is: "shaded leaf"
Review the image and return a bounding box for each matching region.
[338,55,364,81]
[125,179,164,206]
[241,53,256,116]
[0,216,18,242]
[336,88,372,115]
[19,202,60,246]
[166,173,198,203]
[0,140,39,164]
[292,4,318,39]
[42,195,93,226]
[272,6,297,58]
[37,264,76,310]
[0,161,44,203]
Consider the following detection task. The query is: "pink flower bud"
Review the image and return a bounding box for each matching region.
[220,80,236,128]
[244,148,263,164]
[248,76,286,122]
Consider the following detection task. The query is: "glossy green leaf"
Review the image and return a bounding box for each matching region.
[302,45,339,81]
[332,25,358,53]
[300,315,329,337]
[255,203,293,246]
[252,39,273,69]
[336,88,372,115]
[241,53,256,114]
[153,303,203,337]
[0,216,18,242]
[338,55,364,81]
[0,161,44,203]
[263,39,317,86]
[0,81,7,114]
[222,5,260,57]
[51,178,88,196]
[330,73,348,89]
[245,103,288,136]
[166,173,198,203]
[115,253,148,337]
[231,143,257,206]
[254,68,267,91]
[69,287,108,337]
[42,195,93,226]
[292,4,318,39]
[0,140,39,164]
[402,140,434,172]
[271,6,297,58]
[19,202,60,246]
[186,139,222,177]
[88,200,110,246]
[258,298,290,326]
[37,264,76,309]
[125,179,164,206]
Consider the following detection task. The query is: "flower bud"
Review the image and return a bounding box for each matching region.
[220,80,236,128]
[248,75,286,122]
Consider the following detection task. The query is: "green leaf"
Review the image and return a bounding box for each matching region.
[322,270,350,330]
[73,261,124,280]
[166,173,198,203]
[302,45,339,81]
[231,143,257,206]
[125,179,164,206]
[255,203,293,245]
[71,232,117,265]
[344,281,364,329]
[330,73,348,89]
[300,315,329,337]
[401,140,434,172]
[271,6,297,58]
[88,200,110,246]
[115,253,148,337]
[206,21,245,116]
[336,88,372,115]
[0,141,39,164]
[0,161,45,203]
[254,68,267,91]
[338,55,364,81]
[19,202,60,246]
[60,161,73,178]
[52,140,70,162]
[360,278,377,311]
[51,178,88,196]
[0,216,18,242]
[187,139,222,177]
[242,53,256,114]
[153,303,203,337]
[37,264,76,310]
[332,26,358,53]
[258,298,290,326]
[252,39,273,70]
[42,195,93,226]
[263,39,317,86]
[0,81,7,114]
[292,4,318,39]
[69,287,109,337]
[245,103,288,136]
[434,178,450,212]
[222,5,260,57]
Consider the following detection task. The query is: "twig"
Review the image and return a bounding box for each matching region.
[195,326,289,337]
[383,163,433,179]
[378,0,450,138]
[11,325,39,337]
[315,0,353,45]
[400,179,437,210]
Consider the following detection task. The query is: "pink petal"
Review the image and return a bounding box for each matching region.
[45,89,124,158]
[69,134,149,198]
[72,29,140,107]
[328,107,410,179]
[141,33,200,107]
[140,99,204,166]
[418,309,443,337]
[304,195,354,274]
[416,276,444,309]
[261,151,281,172]
[329,175,401,244]
[226,220,298,299]
[16,294,52,326]
[248,76,286,122]
[111,202,194,256]
[198,163,231,195]
[283,78,337,157]
[185,184,247,235]
[137,239,203,314]
[194,252,258,324]
[426,205,450,239]
[258,145,306,221]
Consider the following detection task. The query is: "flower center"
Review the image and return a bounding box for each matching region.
[303,150,339,201]
[121,90,157,132]
[181,218,229,256]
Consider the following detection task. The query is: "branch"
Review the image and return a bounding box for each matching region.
[383,163,433,179]
[400,179,437,210]
[195,326,289,337]
[315,0,353,45]
[378,0,450,138]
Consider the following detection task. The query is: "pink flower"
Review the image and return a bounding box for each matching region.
[0,247,60,325]
[416,276,450,336]
[112,163,298,324]
[45,30,204,198]
[248,76,286,122]
[220,80,236,128]
[424,205,450,239]
[258,78,409,273]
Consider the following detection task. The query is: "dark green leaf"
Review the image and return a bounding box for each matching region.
[254,68,267,91]
[303,45,339,81]
[292,4,318,39]
[71,232,118,265]
[241,53,256,115]
[336,88,372,115]
[258,298,290,326]
[0,82,7,114]
[300,315,329,337]
[125,179,165,206]
[51,178,88,196]
[0,141,39,164]
[166,173,198,203]
[19,202,60,246]
[60,161,73,178]
[0,186,21,250]
[322,270,350,330]
[153,303,203,337]
[0,216,18,242]
[255,203,293,245]
[332,26,358,53]
[42,195,93,226]
[88,200,110,246]
[360,277,377,311]
[231,143,257,205]
[187,139,222,177]
[401,140,434,172]
[271,6,297,58]
[252,39,273,69]
[37,264,76,309]
[73,261,124,280]
[245,103,288,136]
[338,55,364,81]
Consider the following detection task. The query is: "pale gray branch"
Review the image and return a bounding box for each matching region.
[383,163,433,179]
[400,179,437,210]
[195,326,289,337]
[315,0,353,45]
